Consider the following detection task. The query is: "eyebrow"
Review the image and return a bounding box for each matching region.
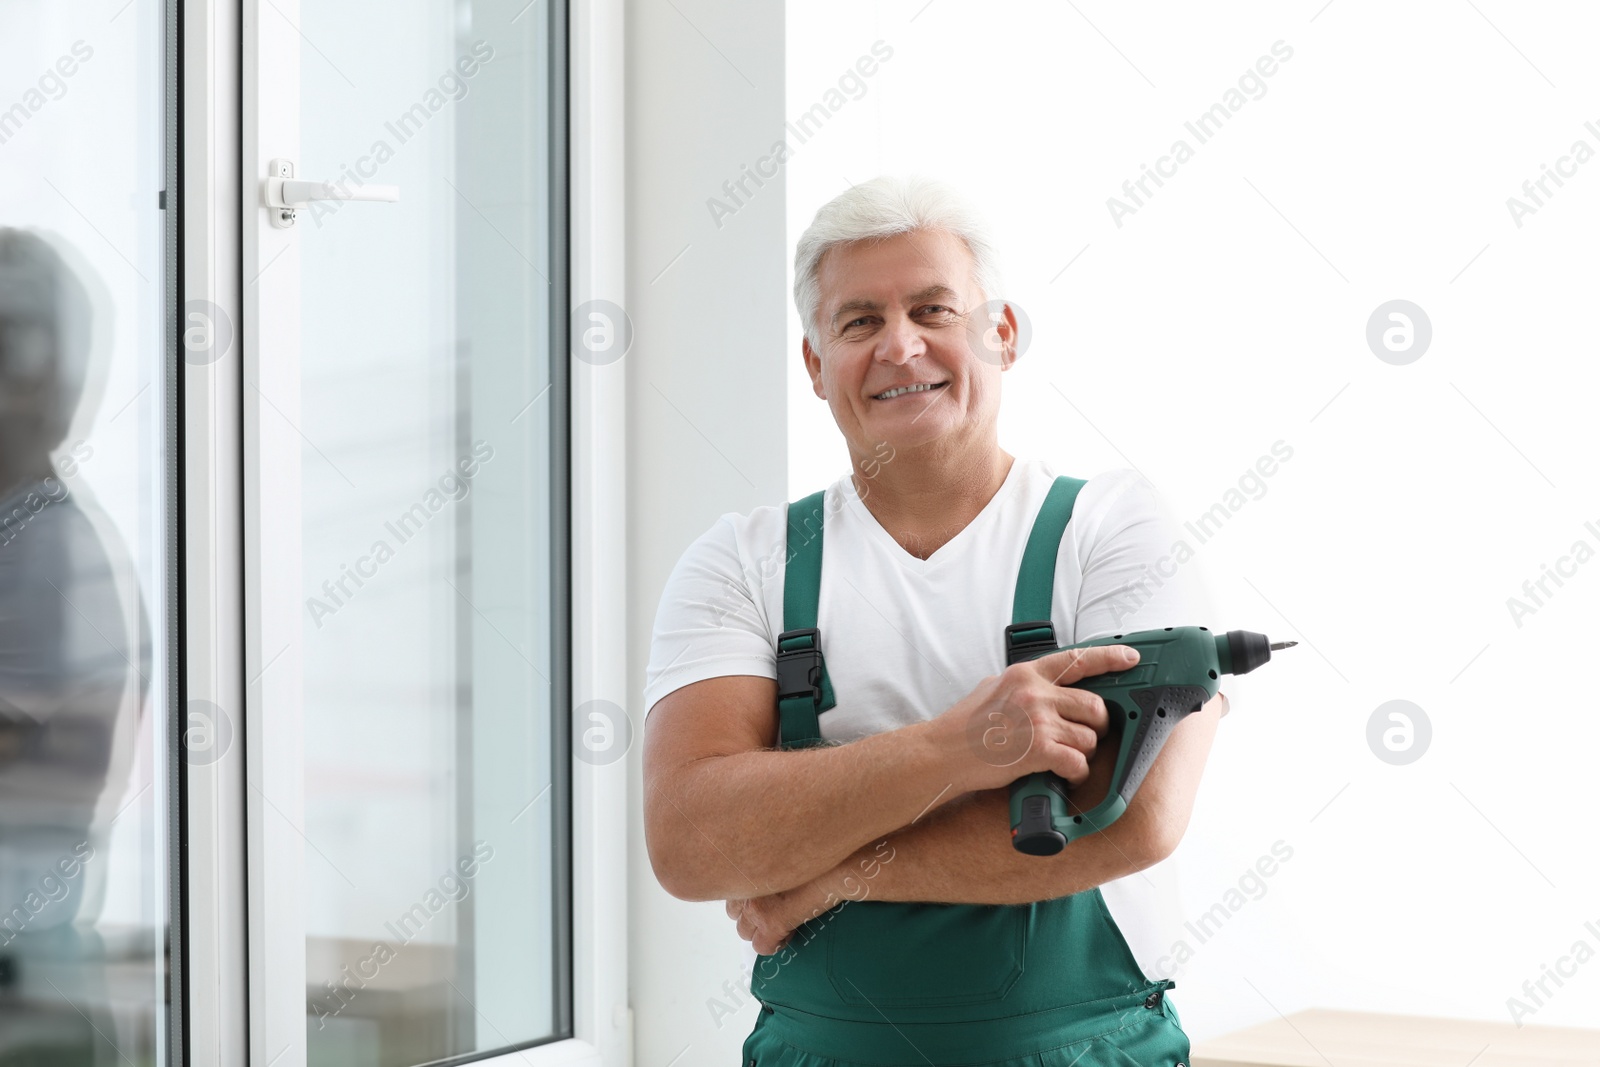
[829,284,961,332]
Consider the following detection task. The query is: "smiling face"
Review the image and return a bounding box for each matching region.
[801,228,1018,469]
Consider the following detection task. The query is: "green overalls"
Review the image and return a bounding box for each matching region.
[741,476,1192,1067]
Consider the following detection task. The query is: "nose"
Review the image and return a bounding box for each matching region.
[876,311,926,365]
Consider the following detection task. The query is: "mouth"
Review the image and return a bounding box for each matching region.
[872,382,948,401]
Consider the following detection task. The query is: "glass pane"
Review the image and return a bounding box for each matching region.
[0,2,174,1064]
[293,2,563,1064]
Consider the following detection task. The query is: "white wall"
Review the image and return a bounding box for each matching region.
[785,0,1600,1043]
[623,2,789,1064]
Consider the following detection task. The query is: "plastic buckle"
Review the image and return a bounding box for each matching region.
[1004,620,1058,665]
[775,628,823,703]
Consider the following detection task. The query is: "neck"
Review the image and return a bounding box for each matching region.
[848,442,1014,557]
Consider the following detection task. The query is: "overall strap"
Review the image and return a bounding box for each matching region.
[776,490,837,749]
[1004,475,1087,664]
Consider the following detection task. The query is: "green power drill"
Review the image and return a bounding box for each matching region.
[1005,625,1295,855]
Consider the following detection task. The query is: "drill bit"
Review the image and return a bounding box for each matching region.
[1269,640,1297,650]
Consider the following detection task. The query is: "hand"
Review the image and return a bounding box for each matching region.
[726,860,879,956]
[932,643,1140,794]
[725,892,797,957]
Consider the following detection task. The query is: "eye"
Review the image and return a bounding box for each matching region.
[918,305,957,317]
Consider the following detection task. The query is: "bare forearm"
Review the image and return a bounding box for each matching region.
[650,718,968,901]
[834,788,1158,906]
[794,696,1223,908]
[726,790,1160,958]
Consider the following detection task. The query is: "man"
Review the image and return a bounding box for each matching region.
[1,227,151,1061]
[642,175,1224,1065]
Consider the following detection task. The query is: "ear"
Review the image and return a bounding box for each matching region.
[995,302,1021,370]
[801,335,826,399]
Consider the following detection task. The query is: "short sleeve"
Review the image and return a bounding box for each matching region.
[1074,469,1219,649]
[1071,469,1228,982]
[641,515,777,720]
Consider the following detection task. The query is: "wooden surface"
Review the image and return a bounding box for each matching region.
[1191,1008,1600,1067]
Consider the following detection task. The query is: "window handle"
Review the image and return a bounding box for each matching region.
[264,157,399,228]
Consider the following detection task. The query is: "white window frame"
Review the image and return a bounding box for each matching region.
[181,0,247,1061]
[180,0,629,1061]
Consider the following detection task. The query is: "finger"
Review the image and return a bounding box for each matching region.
[1047,689,1109,734]
[1047,740,1092,787]
[1033,643,1139,687]
[1046,718,1098,756]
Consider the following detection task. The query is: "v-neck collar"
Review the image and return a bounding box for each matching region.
[840,456,1027,574]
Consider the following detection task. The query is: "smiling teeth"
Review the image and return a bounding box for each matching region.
[876,383,941,400]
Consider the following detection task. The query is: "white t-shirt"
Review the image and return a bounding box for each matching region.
[643,456,1219,982]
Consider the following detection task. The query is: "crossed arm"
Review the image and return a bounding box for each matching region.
[721,690,1223,953]
[644,672,1225,953]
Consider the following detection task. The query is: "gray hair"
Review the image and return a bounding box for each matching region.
[793,175,1006,353]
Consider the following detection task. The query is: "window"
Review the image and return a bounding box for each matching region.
[0,3,178,1062]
